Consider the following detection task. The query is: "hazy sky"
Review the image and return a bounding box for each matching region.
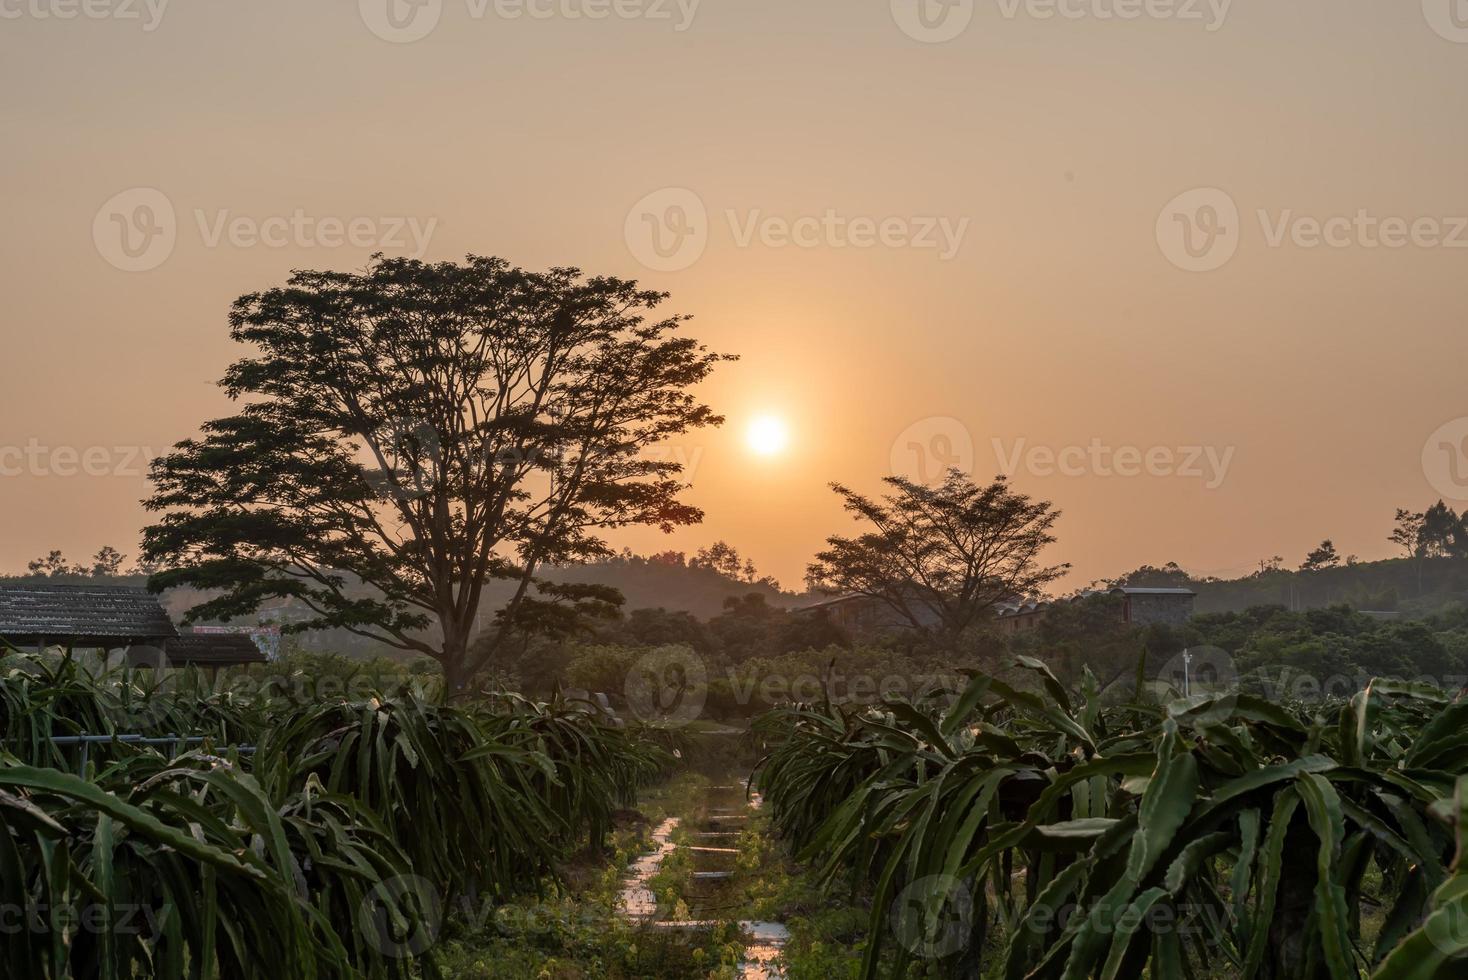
[4,1,1468,592]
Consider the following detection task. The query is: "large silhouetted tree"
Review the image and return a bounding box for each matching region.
[143,255,732,695]
[806,471,1068,639]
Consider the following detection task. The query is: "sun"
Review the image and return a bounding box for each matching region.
[745,414,790,456]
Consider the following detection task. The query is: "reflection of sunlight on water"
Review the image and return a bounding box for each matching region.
[614,780,789,977]
[739,920,791,980]
[617,817,679,919]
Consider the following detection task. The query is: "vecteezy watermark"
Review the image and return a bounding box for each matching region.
[891,0,1230,43]
[358,0,701,43]
[1244,668,1468,703]
[1423,898,1468,962]
[890,875,976,959]
[0,441,156,479]
[1158,187,1468,272]
[724,668,969,707]
[891,417,976,486]
[359,874,443,959]
[1422,0,1468,43]
[624,647,708,725]
[0,0,169,30]
[93,188,177,273]
[358,427,709,504]
[1257,210,1468,251]
[0,902,173,935]
[93,188,439,272]
[361,418,444,504]
[1155,187,1240,273]
[625,188,709,273]
[890,0,975,43]
[1157,646,1238,725]
[991,438,1235,489]
[1423,418,1468,502]
[726,210,968,260]
[625,187,969,272]
[1003,0,1230,29]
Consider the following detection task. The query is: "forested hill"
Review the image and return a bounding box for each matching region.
[1114,555,1468,617]
[481,551,801,621]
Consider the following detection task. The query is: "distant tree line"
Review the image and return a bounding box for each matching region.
[18,546,152,579]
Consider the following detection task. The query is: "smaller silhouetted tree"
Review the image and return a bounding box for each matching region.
[1390,509,1426,558]
[1300,540,1340,573]
[806,471,1067,641]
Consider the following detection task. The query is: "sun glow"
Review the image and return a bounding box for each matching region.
[745,415,790,457]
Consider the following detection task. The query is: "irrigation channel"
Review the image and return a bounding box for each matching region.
[618,776,790,978]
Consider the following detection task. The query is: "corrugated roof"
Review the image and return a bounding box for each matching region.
[0,584,177,642]
[166,633,268,667]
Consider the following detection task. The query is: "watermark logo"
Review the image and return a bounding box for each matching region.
[1159,645,1238,726]
[360,0,443,43]
[625,188,708,273]
[892,0,1231,41]
[624,646,707,725]
[1156,187,1239,272]
[891,0,974,43]
[193,209,437,256]
[726,210,968,259]
[0,0,170,30]
[0,901,173,936]
[992,438,1235,489]
[363,418,443,503]
[1423,417,1468,502]
[1423,0,1468,43]
[93,188,176,272]
[1423,897,1468,960]
[891,417,975,485]
[360,0,700,42]
[360,874,443,958]
[624,188,969,272]
[92,188,438,272]
[1257,210,1468,251]
[1159,188,1468,272]
[0,441,156,479]
[995,0,1230,30]
[890,875,975,959]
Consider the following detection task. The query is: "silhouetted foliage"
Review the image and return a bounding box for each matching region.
[142,255,732,695]
[807,471,1067,640]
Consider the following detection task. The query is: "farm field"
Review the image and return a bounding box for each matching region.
[8,0,1468,975]
[5,649,1468,978]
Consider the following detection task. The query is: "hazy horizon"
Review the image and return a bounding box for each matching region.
[5,1,1468,592]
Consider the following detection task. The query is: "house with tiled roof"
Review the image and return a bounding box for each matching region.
[0,583,268,668]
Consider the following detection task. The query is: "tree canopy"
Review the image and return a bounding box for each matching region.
[143,254,732,693]
[805,470,1068,639]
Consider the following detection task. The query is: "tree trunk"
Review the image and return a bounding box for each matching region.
[439,620,472,701]
[1264,817,1328,979]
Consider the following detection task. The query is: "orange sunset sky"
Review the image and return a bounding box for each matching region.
[4,1,1468,592]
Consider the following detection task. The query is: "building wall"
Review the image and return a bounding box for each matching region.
[1125,592,1195,627]
[816,595,944,632]
[997,609,1046,633]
